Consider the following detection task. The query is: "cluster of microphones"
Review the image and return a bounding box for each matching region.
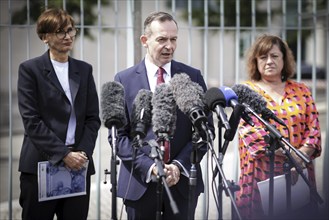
[101,73,286,153]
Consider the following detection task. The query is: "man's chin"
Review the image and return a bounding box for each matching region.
[161,56,172,63]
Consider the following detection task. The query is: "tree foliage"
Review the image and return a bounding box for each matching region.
[169,0,327,28]
[11,0,110,39]
[167,0,268,28]
[167,0,327,60]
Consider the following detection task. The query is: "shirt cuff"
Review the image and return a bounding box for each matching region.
[171,160,189,177]
[146,163,156,183]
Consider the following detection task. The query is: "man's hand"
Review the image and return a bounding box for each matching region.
[164,163,180,187]
[151,163,181,187]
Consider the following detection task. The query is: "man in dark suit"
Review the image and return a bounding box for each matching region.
[113,11,214,219]
[17,8,100,220]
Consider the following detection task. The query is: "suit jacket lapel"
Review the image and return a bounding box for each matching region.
[42,51,79,104]
[136,60,151,90]
[42,51,65,94]
[170,60,181,78]
[68,58,80,103]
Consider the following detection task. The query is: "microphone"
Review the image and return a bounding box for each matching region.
[223,103,244,142]
[100,81,127,129]
[131,89,153,148]
[170,73,214,141]
[204,88,231,130]
[203,87,242,157]
[219,86,254,126]
[232,84,286,126]
[152,83,177,163]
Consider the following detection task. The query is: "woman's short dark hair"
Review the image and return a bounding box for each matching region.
[245,34,296,81]
[36,8,75,40]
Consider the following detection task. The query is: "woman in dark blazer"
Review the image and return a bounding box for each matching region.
[17,8,100,220]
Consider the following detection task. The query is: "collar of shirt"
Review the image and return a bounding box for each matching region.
[145,58,172,93]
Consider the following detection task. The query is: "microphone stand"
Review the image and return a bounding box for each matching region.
[188,132,205,220]
[263,132,280,217]
[278,143,321,212]
[243,103,324,217]
[283,154,292,213]
[217,119,224,220]
[148,139,179,220]
[104,126,119,220]
[215,117,241,220]
[264,133,293,216]
[207,133,242,220]
[221,139,241,220]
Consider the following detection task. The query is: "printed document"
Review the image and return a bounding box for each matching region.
[38,160,88,201]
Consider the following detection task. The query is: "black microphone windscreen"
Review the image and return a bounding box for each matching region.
[152,83,177,136]
[131,89,153,137]
[231,84,267,114]
[170,73,205,114]
[224,103,244,141]
[101,81,127,129]
[204,87,227,110]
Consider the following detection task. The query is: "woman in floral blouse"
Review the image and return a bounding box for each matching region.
[236,34,322,219]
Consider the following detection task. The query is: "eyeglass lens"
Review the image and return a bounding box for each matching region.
[56,28,77,39]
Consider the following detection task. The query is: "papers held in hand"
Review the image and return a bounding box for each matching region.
[257,169,310,216]
[38,160,89,202]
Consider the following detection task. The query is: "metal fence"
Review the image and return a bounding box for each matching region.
[1,0,328,219]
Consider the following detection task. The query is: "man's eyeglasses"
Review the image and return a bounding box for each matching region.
[54,28,78,39]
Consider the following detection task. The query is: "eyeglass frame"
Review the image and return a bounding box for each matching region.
[54,27,78,39]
